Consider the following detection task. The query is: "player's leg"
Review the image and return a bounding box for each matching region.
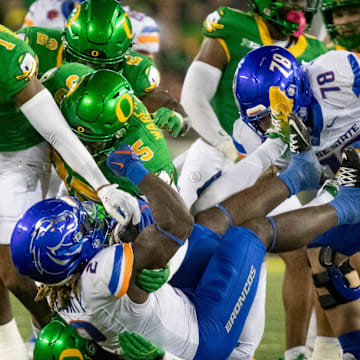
[192,226,267,360]
[0,144,53,358]
[196,113,323,236]
[177,138,233,211]
[0,278,28,360]
[310,296,343,360]
[278,248,313,360]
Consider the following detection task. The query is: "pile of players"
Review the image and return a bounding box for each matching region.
[2,0,360,359]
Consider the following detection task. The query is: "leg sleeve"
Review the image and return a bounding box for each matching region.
[192,226,266,360]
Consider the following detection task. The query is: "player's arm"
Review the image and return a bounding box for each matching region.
[180,37,238,160]
[15,77,140,226]
[132,55,189,137]
[107,146,194,303]
[142,87,190,137]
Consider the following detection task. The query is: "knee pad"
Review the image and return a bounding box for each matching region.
[312,247,360,309]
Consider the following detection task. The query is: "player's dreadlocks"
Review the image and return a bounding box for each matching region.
[35,273,81,311]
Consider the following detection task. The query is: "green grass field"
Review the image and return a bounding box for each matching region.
[12,255,286,359]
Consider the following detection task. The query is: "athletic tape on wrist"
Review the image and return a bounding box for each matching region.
[267,216,277,252]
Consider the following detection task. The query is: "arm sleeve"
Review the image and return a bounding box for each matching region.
[19,88,109,190]
[180,60,231,147]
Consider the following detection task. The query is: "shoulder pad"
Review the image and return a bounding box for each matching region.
[203,6,252,39]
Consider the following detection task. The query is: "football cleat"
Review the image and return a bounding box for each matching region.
[337,147,360,187]
[288,112,311,154]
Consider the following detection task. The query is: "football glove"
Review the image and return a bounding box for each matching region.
[119,332,165,360]
[136,265,170,293]
[153,107,190,137]
[215,136,239,162]
[107,145,149,185]
[97,184,141,226]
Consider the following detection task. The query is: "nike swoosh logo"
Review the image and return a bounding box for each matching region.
[327,117,337,128]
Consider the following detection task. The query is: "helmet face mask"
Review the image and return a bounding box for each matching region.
[10,197,110,285]
[63,0,133,69]
[249,0,319,35]
[321,1,360,50]
[233,45,312,139]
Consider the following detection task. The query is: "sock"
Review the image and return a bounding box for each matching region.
[330,187,360,225]
[279,150,322,196]
[339,330,360,359]
[284,345,306,360]
[311,336,343,360]
[0,318,28,360]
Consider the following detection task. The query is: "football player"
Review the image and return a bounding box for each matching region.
[228,44,360,359]
[23,0,78,29]
[41,63,176,200]
[321,0,360,51]
[178,1,328,359]
[13,116,356,360]
[23,0,160,59]
[19,0,189,138]
[0,24,139,360]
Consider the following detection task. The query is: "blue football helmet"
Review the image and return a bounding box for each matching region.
[233,45,312,139]
[10,197,111,285]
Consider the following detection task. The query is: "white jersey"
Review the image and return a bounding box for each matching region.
[123,6,160,55]
[24,0,73,29]
[233,50,360,173]
[59,244,199,359]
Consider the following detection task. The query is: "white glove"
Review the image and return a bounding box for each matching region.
[215,136,239,162]
[97,184,141,226]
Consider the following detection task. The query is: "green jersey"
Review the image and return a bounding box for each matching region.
[0,25,44,151]
[43,63,175,201]
[203,7,329,135]
[17,26,160,97]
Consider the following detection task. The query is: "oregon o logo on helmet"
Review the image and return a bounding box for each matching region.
[91,50,99,57]
[59,348,84,360]
[77,126,85,133]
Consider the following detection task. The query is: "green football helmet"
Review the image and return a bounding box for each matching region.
[321,0,360,50]
[61,69,134,162]
[249,0,319,35]
[33,315,96,360]
[63,0,133,71]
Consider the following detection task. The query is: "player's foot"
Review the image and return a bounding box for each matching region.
[337,147,360,187]
[279,113,322,196]
[288,112,311,153]
[330,147,360,225]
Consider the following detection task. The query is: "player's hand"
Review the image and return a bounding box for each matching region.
[119,332,165,360]
[97,184,141,226]
[107,145,149,185]
[136,265,170,293]
[215,137,239,162]
[153,107,190,137]
[137,199,154,231]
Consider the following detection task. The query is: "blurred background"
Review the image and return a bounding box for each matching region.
[0,0,250,100]
[0,0,325,100]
